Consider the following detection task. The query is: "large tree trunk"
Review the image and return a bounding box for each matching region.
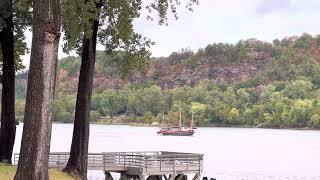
[13,0,60,179]
[63,18,99,180]
[0,7,15,164]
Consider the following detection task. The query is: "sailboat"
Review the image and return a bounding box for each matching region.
[157,103,195,136]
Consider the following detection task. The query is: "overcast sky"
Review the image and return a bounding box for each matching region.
[21,0,320,67]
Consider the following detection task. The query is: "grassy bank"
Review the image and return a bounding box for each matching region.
[0,163,75,180]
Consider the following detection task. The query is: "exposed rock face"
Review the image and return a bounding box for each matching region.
[58,62,268,93]
[146,61,267,89]
[13,56,271,92]
[14,41,320,92]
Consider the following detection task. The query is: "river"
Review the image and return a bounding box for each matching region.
[12,123,320,180]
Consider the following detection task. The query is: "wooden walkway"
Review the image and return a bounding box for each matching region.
[13,151,204,180]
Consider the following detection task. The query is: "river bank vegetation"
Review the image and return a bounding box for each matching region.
[11,33,320,129]
[48,33,320,128]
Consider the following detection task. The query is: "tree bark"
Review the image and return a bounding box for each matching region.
[14,0,60,179]
[63,18,99,180]
[0,8,15,164]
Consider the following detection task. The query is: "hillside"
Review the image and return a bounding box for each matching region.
[58,49,265,92]
[12,33,320,128]
[14,33,320,93]
[53,33,320,91]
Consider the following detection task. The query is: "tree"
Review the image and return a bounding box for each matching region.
[90,110,100,122]
[282,80,313,99]
[143,111,154,124]
[62,5,101,177]
[14,0,60,179]
[273,38,280,46]
[191,102,207,126]
[0,0,29,163]
[288,99,312,127]
[62,1,199,179]
[92,89,128,117]
[227,108,240,125]
[0,0,15,164]
[294,33,313,49]
[59,56,81,76]
[309,114,320,128]
[63,0,198,179]
[243,108,255,125]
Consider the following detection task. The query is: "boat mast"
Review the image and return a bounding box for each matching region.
[162,111,165,127]
[191,109,194,129]
[179,101,182,127]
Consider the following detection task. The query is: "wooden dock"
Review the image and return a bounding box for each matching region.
[13,151,204,180]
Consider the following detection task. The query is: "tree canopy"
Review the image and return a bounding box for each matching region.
[0,0,31,75]
[61,0,199,77]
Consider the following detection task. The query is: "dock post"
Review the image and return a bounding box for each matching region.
[182,175,188,180]
[192,173,200,180]
[104,171,114,180]
[139,175,145,180]
[163,175,168,180]
[147,175,162,180]
[168,174,176,180]
[120,172,129,180]
[175,174,187,180]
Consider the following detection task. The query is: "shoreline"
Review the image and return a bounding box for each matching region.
[49,121,320,131]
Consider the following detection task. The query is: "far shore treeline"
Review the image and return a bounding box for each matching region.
[8,33,320,128]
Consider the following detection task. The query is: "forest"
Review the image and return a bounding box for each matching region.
[12,33,320,128]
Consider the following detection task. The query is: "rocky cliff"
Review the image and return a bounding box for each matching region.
[15,34,320,93]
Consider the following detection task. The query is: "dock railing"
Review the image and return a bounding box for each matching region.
[103,151,203,174]
[13,151,203,175]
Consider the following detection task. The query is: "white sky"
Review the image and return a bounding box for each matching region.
[21,0,320,67]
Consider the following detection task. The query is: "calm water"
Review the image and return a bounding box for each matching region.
[13,123,320,180]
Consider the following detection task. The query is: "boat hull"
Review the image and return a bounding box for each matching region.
[159,129,195,136]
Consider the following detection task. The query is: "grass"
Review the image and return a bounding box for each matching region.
[0,163,75,180]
